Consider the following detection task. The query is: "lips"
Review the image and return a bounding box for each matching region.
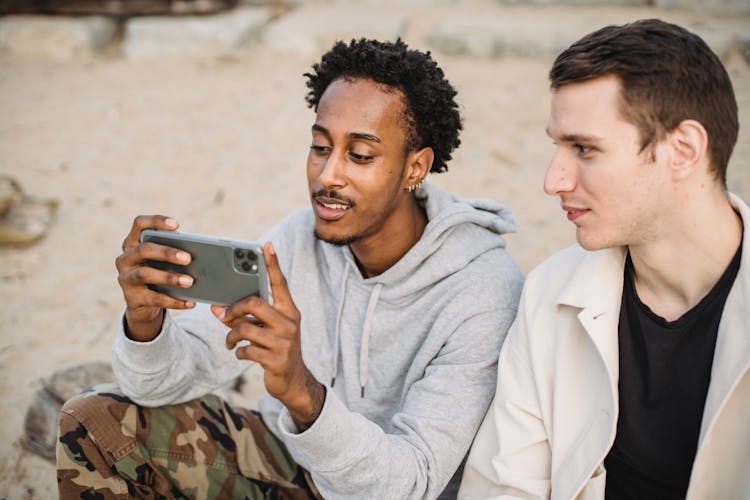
[314,195,352,221]
[562,204,590,222]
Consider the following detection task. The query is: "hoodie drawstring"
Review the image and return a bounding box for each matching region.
[330,261,350,388]
[359,283,383,398]
[329,260,384,399]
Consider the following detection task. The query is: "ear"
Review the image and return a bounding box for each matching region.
[404,147,434,190]
[668,119,708,181]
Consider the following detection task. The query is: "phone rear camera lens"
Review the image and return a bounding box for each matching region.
[242,261,251,272]
[247,252,257,261]
[235,249,245,259]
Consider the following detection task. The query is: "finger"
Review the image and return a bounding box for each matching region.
[218,295,278,327]
[211,304,265,328]
[263,242,295,315]
[225,321,278,350]
[119,264,193,290]
[116,240,191,273]
[120,266,196,308]
[121,215,179,252]
[210,304,227,321]
[125,287,196,311]
[235,344,273,365]
[234,345,288,376]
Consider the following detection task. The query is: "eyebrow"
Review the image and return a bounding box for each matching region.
[312,123,381,143]
[545,127,602,144]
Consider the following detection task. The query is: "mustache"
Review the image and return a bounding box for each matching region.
[311,189,356,208]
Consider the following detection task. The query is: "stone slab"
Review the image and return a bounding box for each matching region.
[654,0,750,10]
[122,5,273,58]
[425,6,748,60]
[260,4,407,54]
[0,15,118,60]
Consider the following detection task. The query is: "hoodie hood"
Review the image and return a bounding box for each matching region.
[349,181,517,296]
[328,181,518,394]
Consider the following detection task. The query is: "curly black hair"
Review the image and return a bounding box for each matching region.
[304,38,462,173]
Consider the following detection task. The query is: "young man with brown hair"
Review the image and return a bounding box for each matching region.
[460,19,748,499]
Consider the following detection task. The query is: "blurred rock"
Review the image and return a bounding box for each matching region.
[0,176,59,246]
[21,361,115,462]
[737,33,750,65]
[20,360,259,462]
[123,5,273,58]
[0,15,117,60]
[43,361,116,403]
[22,389,61,462]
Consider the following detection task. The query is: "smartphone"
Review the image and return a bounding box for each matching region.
[139,229,269,306]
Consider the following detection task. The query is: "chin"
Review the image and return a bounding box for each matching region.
[313,227,360,246]
[578,241,607,251]
[576,236,624,252]
[575,229,613,252]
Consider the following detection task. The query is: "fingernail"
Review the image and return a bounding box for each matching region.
[177,251,190,263]
[165,218,178,228]
[267,243,276,256]
[179,275,193,287]
[218,309,226,320]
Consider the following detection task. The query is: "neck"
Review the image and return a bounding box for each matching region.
[350,195,427,278]
[629,189,742,321]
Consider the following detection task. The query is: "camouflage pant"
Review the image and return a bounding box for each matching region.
[57,383,321,499]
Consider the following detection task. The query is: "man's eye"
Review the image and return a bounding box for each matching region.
[310,145,330,153]
[349,152,373,162]
[575,144,592,155]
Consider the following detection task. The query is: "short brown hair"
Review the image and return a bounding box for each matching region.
[550,19,738,185]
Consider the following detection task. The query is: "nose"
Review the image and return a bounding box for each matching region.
[310,149,347,190]
[544,148,576,196]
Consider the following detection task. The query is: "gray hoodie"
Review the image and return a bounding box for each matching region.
[112,182,524,499]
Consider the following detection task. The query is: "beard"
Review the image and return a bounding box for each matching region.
[313,228,361,246]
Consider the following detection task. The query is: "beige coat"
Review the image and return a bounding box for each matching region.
[459,194,750,500]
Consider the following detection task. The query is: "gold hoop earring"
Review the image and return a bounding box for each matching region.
[407,179,423,193]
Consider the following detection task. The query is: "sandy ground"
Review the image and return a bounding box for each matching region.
[1,4,749,498]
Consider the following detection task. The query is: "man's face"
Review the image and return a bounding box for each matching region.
[544,75,669,251]
[307,77,413,246]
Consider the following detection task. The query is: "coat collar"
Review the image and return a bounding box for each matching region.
[556,245,627,389]
[550,246,627,500]
[699,193,750,443]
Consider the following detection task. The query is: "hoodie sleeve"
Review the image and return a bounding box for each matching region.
[274,305,520,500]
[111,303,251,406]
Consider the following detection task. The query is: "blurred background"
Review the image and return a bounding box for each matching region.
[1,0,748,497]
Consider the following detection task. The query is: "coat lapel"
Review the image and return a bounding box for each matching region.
[553,246,627,500]
[557,246,627,390]
[699,193,750,443]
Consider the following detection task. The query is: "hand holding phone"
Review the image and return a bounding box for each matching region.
[116,215,194,342]
[139,229,270,306]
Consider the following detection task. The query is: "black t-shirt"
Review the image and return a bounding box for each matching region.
[604,244,742,500]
